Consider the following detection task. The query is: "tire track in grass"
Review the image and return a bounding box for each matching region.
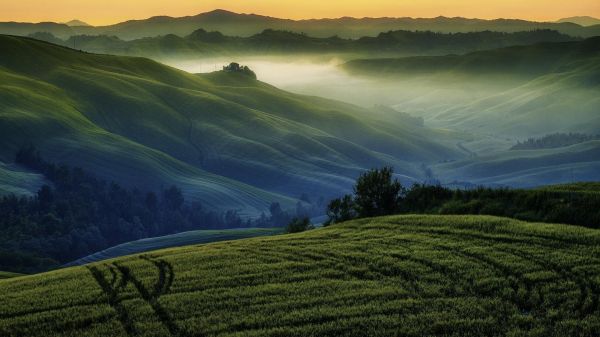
[392,230,539,314]
[255,244,425,293]
[403,228,599,317]
[496,246,600,317]
[87,265,138,337]
[394,229,600,333]
[115,256,182,337]
[388,235,536,332]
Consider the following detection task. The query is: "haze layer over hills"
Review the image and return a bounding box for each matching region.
[0,35,462,215]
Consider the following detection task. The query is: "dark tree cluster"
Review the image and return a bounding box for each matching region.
[0,146,301,273]
[222,62,257,79]
[326,167,402,225]
[511,132,600,150]
[285,217,314,234]
[326,167,600,228]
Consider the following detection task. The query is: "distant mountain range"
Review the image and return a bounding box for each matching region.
[27,28,578,58]
[557,16,600,27]
[2,9,600,40]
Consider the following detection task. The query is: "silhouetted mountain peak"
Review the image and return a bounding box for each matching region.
[557,16,600,27]
[186,28,226,42]
[64,19,90,27]
[196,9,241,19]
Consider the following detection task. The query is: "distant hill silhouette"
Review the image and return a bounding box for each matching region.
[27,28,578,58]
[2,9,600,39]
[64,19,91,27]
[557,16,600,27]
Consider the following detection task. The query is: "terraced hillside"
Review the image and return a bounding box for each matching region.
[432,141,600,187]
[1,215,599,336]
[0,35,461,214]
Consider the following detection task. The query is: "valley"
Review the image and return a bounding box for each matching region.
[0,4,599,336]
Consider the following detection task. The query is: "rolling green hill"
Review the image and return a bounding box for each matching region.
[64,227,283,267]
[432,141,600,187]
[0,35,460,213]
[1,215,599,336]
[3,10,600,39]
[0,161,45,196]
[0,271,22,279]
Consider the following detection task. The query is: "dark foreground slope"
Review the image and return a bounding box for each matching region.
[1,215,599,337]
[0,35,459,213]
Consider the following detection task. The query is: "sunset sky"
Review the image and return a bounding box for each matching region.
[1,0,599,26]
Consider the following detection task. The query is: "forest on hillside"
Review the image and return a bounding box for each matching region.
[0,147,324,273]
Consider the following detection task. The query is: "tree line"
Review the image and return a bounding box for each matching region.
[0,146,322,273]
[511,132,600,150]
[325,167,600,228]
[28,28,576,57]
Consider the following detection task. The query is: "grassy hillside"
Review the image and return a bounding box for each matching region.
[0,35,460,214]
[0,161,45,196]
[0,271,22,279]
[557,16,600,27]
[1,215,599,336]
[64,227,283,267]
[433,141,600,187]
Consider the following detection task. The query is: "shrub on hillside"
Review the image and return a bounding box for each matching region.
[286,217,314,233]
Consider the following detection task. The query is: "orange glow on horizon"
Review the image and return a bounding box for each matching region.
[1,0,599,26]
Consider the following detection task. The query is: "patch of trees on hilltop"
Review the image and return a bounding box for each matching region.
[326,167,600,228]
[511,133,600,150]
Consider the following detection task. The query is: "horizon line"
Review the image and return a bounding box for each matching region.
[2,9,596,27]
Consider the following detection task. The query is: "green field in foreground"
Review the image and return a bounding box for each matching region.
[1,215,600,336]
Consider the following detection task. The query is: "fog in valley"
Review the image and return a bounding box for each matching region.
[166,55,598,140]
[166,55,600,187]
